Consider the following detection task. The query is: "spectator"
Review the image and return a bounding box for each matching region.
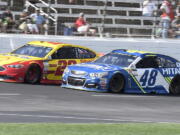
[69,0,76,4]
[160,8,171,38]
[175,2,180,16]
[75,12,96,36]
[142,0,157,17]
[18,10,29,33]
[30,9,46,34]
[0,14,2,32]
[171,14,180,38]
[160,0,175,21]
[1,7,14,33]
[26,11,38,34]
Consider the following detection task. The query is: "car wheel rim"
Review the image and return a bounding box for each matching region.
[110,75,124,93]
[26,67,40,83]
[29,69,37,81]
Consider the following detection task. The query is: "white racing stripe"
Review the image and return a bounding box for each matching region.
[0,113,179,123]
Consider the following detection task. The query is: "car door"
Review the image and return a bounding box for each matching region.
[44,46,78,81]
[133,56,161,93]
[43,46,97,82]
[133,55,177,93]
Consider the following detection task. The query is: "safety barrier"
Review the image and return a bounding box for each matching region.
[0,34,179,60]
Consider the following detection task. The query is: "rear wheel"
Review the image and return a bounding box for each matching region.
[24,64,41,84]
[169,75,180,94]
[109,74,125,93]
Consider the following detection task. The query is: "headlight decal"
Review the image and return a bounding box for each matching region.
[89,72,108,78]
[71,70,87,76]
[7,64,24,69]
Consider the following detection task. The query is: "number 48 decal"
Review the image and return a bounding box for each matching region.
[140,70,158,87]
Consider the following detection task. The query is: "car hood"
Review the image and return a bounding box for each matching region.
[68,62,124,73]
[0,53,41,65]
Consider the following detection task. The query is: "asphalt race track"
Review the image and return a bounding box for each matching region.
[0,82,180,123]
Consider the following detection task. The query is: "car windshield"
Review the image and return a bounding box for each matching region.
[94,53,137,67]
[11,44,52,58]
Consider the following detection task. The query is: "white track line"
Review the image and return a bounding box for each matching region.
[92,94,156,98]
[0,113,179,123]
[0,93,21,96]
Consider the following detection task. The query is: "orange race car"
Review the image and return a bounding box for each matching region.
[0,41,99,84]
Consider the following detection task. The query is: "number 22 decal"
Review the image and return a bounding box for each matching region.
[55,60,77,76]
[140,70,158,87]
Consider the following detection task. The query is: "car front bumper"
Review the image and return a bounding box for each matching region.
[0,69,25,83]
[61,76,109,92]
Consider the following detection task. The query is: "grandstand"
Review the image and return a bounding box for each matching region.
[0,0,162,37]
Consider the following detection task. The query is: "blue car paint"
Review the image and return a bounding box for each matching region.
[62,50,180,94]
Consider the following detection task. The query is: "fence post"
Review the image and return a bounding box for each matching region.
[100,0,108,38]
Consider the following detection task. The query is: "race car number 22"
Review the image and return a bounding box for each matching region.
[140,70,158,87]
[55,60,77,76]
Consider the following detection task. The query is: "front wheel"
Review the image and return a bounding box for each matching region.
[24,64,41,84]
[169,75,180,95]
[109,74,125,93]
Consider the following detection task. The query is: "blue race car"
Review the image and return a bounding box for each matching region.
[61,49,180,94]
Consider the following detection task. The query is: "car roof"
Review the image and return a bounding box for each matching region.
[27,41,91,50]
[111,49,155,57]
[28,41,64,48]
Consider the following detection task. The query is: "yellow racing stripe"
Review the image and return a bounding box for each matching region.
[164,77,170,84]
[129,73,147,94]
[166,77,172,84]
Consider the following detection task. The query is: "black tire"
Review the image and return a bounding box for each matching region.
[169,75,180,95]
[109,74,125,93]
[24,64,41,84]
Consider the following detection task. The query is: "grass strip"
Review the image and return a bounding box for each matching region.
[0,123,180,135]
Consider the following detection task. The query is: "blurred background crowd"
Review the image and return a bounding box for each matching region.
[0,0,179,38]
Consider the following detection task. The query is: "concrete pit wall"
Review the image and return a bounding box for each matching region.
[0,34,179,60]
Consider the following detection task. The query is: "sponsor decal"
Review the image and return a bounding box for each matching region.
[176,62,180,67]
[100,78,107,89]
[43,62,49,72]
[162,68,180,75]
[47,41,60,45]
